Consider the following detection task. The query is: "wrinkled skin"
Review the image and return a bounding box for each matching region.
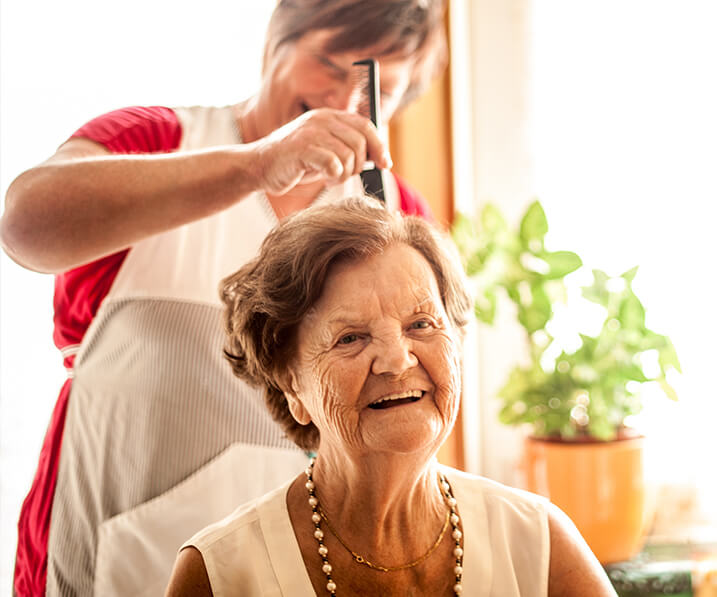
[285,243,463,461]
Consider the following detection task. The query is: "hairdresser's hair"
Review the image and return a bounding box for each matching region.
[220,195,471,450]
[263,0,446,109]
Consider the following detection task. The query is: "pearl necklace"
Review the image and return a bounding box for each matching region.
[304,459,464,595]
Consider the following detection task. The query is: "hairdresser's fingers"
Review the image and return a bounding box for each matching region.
[291,109,389,171]
[251,116,323,193]
[318,134,357,182]
[252,108,390,194]
[328,121,368,176]
[301,145,346,183]
[257,144,343,195]
[335,111,392,170]
[306,110,381,174]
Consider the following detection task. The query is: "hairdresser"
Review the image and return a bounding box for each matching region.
[0,1,446,595]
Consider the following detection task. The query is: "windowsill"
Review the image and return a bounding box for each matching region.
[605,536,717,596]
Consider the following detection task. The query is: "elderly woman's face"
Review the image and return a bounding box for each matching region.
[286,243,462,457]
[261,29,415,133]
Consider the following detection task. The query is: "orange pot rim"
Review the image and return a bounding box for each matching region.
[527,433,645,446]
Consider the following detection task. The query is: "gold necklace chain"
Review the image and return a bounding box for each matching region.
[317,504,451,572]
[305,459,465,596]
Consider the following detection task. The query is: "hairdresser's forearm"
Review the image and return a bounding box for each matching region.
[0,144,264,273]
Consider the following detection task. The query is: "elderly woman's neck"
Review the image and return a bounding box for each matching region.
[311,452,446,532]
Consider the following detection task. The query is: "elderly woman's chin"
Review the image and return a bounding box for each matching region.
[358,392,459,457]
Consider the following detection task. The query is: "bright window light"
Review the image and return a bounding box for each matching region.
[530,1,717,523]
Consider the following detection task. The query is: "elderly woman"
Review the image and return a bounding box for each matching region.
[165,197,616,596]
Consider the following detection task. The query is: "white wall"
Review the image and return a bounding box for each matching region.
[0,1,273,591]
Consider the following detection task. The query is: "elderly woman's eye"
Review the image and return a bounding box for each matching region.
[338,333,359,345]
[411,320,432,330]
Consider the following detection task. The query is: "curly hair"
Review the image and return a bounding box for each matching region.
[220,195,470,450]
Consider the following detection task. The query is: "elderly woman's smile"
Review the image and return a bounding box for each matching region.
[286,243,462,457]
[366,389,423,409]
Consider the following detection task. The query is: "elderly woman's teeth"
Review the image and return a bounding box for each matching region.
[369,390,423,409]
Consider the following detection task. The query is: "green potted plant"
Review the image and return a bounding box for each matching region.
[452,201,681,563]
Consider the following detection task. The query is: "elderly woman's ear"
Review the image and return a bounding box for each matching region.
[280,370,312,426]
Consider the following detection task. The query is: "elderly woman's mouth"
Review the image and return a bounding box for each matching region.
[368,390,425,410]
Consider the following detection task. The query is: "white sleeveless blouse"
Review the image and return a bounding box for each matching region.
[184,466,550,596]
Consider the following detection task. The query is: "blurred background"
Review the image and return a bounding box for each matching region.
[2,0,716,593]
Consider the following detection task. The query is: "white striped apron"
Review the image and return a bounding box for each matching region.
[47,105,399,596]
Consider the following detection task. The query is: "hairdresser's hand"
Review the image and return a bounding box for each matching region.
[250,108,392,195]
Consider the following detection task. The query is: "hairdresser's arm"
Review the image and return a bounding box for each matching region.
[0,109,389,273]
[548,503,618,596]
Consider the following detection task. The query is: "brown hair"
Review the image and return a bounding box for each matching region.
[263,0,447,109]
[221,196,471,450]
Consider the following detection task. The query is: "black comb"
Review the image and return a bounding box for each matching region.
[352,59,386,203]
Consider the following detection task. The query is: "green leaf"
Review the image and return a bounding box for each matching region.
[587,416,618,441]
[582,269,610,306]
[621,266,639,284]
[498,404,517,425]
[519,201,548,247]
[451,213,479,257]
[542,251,583,279]
[658,339,682,373]
[659,378,679,401]
[452,212,474,235]
[533,283,552,316]
[621,363,649,383]
[593,269,610,285]
[572,363,599,384]
[498,367,527,401]
[481,204,507,235]
[473,290,497,324]
[577,335,598,359]
[506,285,521,305]
[638,331,668,351]
[518,284,552,333]
[465,251,486,276]
[618,293,646,329]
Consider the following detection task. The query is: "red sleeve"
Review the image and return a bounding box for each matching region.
[393,173,434,221]
[71,105,182,154]
[52,252,130,349]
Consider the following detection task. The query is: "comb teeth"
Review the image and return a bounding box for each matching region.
[351,59,380,127]
[352,59,386,203]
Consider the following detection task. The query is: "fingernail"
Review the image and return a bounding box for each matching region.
[383,152,393,169]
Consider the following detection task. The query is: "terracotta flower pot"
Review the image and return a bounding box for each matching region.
[524,435,648,564]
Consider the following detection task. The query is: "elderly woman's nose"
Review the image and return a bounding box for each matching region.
[370,336,419,376]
